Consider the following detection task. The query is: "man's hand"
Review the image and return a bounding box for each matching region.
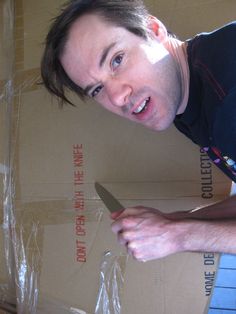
[110,206,188,261]
[110,196,236,262]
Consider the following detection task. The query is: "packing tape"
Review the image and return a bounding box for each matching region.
[13,0,41,92]
[14,68,41,94]
[14,0,24,72]
[14,200,105,225]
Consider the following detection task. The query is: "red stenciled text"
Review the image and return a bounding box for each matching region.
[73,144,87,262]
[76,240,86,263]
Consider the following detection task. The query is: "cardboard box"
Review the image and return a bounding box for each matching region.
[1,0,235,313]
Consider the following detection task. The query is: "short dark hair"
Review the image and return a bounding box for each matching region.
[41,0,150,106]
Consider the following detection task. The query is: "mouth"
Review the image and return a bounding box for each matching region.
[132,97,151,115]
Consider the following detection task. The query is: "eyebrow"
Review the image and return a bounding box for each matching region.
[99,42,117,67]
[84,42,117,96]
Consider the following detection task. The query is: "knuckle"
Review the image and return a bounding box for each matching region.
[127,240,135,250]
[123,230,134,241]
[122,231,129,240]
[129,241,138,252]
[121,217,132,228]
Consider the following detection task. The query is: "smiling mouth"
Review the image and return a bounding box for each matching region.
[132,97,151,115]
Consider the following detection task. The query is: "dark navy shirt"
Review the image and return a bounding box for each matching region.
[174,22,236,182]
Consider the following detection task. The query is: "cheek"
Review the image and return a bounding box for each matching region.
[124,63,157,87]
[121,49,154,82]
[130,53,165,86]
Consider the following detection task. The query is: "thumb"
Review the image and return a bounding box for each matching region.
[110,209,124,220]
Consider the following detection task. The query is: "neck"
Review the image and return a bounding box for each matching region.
[166,38,190,114]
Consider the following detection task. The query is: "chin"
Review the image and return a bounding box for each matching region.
[148,121,173,132]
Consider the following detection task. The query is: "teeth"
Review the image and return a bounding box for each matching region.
[134,98,150,114]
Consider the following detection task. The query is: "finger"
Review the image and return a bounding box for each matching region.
[126,240,153,262]
[112,206,153,220]
[126,241,140,259]
[129,237,176,261]
[111,216,146,234]
[117,232,128,246]
[117,229,137,245]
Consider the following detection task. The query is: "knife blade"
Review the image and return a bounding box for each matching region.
[95,182,124,213]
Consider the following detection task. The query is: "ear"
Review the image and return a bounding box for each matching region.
[146,15,168,42]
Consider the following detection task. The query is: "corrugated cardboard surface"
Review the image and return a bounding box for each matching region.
[1,0,235,313]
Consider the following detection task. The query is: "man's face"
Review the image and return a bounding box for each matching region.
[61,13,185,131]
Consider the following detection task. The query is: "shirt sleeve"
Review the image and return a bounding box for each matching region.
[213,87,236,162]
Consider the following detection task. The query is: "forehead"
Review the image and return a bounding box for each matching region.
[64,12,138,57]
[60,13,142,86]
[68,13,113,44]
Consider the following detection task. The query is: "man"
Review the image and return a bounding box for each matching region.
[41,0,236,262]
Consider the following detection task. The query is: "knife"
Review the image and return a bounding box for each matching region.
[95,182,124,213]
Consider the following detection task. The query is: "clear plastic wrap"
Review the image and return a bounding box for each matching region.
[2,1,107,312]
[95,252,127,314]
[0,0,17,312]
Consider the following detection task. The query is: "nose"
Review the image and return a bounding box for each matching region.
[106,80,132,107]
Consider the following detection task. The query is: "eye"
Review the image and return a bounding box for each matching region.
[91,85,103,98]
[111,53,123,70]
